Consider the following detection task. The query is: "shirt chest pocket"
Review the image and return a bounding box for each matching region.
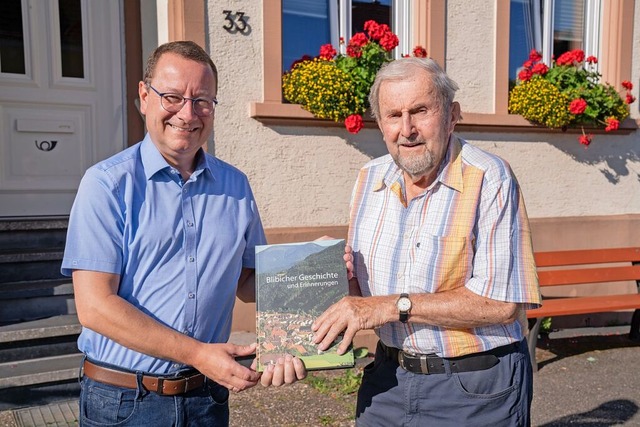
[408,233,472,293]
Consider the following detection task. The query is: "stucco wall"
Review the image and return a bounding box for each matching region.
[208,1,640,228]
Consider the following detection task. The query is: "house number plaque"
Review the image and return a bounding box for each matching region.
[222,10,249,34]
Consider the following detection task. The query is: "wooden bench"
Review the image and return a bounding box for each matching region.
[526,247,640,371]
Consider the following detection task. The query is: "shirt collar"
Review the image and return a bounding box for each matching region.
[140,134,211,181]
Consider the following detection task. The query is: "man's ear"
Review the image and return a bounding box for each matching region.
[138,81,149,115]
[449,102,461,133]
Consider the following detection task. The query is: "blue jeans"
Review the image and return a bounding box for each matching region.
[356,339,533,427]
[79,376,229,426]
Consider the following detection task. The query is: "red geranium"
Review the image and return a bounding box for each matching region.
[379,32,399,51]
[555,49,585,66]
[364,20,391,41]
[349,32,368,48]
[605,117,620,132]
[412,46,427,58]
[344,114,364,134]
[518,68,533,82]
[586,55,598,64]
[622,80,633,90]
[626,93,636,104]
[529,49,542,62]
[531,63,549,76]
[579,133,593,146]
[319,44,336,60]
[568,98,587,115]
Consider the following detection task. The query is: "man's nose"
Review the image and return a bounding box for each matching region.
[177,99,198,120]
[401,112,416,137]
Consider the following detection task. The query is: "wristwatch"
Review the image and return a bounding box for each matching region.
[396,293,412,323]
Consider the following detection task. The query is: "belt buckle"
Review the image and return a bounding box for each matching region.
[399,351,430,374]
[419,354,430,374]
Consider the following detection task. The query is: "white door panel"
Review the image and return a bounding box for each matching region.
[0,0,125,217]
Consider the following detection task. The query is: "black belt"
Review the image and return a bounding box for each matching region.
[379,341,519,374]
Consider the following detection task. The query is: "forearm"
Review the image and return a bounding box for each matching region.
[72,270,208,369]
[78,290,208,367]
[405,286,519,328]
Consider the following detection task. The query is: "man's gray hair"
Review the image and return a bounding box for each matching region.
[368,57,459,121]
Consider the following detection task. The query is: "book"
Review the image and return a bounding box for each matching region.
[255,238,355,371]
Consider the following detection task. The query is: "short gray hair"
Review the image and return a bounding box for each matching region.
[368,57,459,121]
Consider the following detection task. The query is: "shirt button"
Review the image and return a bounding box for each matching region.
[173,363,180,368]
[188,292,195,299]
[188,256,195,262]
[182,330,189,335]
[183,188,187,193]
[187,221,193,227]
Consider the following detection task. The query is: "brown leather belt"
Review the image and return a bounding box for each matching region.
[379,341,518,374]
[83,359,206,396]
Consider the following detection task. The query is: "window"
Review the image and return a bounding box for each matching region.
[282,0,414,73]
[0,0,26,74]
[509,0,601,84]
[254,0,444,124]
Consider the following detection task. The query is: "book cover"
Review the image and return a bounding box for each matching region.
[255,238,355,371]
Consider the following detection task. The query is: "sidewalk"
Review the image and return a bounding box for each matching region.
[1,329,639,426]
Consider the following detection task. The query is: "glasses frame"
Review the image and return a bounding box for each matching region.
[147,84,218,117]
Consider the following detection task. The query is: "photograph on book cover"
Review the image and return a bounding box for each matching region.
[255,239,355,371]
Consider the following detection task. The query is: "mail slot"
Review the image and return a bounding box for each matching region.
[16,119,76,133]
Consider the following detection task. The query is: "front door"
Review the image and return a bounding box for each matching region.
[0,0,125,217]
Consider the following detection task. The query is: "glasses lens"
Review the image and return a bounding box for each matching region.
[194,99,215,116]
[160,94,185,113]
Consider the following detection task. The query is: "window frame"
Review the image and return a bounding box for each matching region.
[250,0,636,132]
[251,0,445,128]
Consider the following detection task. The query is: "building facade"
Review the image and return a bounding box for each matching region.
[1,0,639,331]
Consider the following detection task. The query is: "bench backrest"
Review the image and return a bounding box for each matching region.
[534,247,640,287]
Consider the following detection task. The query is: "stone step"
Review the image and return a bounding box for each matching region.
[0,335,79,364]
[0,249,64,264]
[0,219,67,252]
[0,279,72,301]
[0,315,80,343]
[0,353,83,389]
[0,279,75,324]
[0,278,72,300]
[0,258,65,283]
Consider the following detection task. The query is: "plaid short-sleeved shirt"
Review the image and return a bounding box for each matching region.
[348,136,541,357]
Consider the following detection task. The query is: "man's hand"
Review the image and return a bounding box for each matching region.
[344,244,354,280]
[312,295,390,355]
[257,355,307,387]
[194,343,261,393]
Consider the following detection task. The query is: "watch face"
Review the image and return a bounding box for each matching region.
[397,297,411,311]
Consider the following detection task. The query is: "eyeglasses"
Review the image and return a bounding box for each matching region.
[147,84,218,117]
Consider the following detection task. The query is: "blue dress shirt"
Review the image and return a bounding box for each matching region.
[62,135,266,374]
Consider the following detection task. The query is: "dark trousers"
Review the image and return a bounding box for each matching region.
[356,339,533,427]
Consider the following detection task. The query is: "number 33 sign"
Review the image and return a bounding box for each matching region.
[223,10,249,34]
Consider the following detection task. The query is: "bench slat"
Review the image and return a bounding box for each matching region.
[538,265,640,286]
[527,294,640,318]
[534,247,640,267]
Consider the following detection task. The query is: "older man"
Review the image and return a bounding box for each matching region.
[313,57,541,426]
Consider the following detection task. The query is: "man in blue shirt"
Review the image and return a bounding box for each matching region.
[62,41,305,426]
